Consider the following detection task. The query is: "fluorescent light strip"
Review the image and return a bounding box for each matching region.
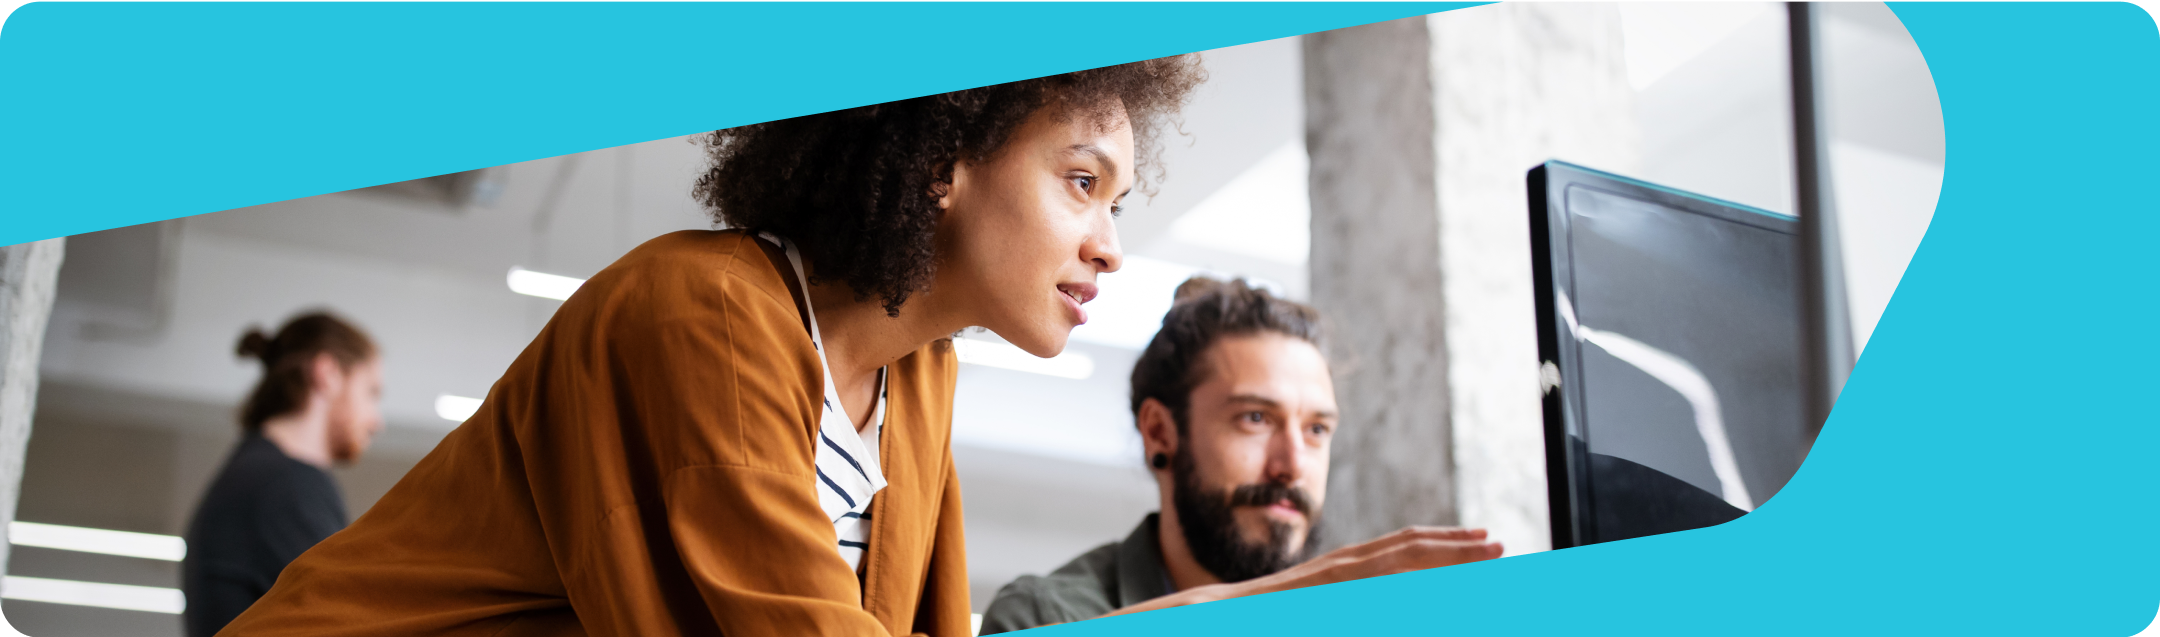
[507,267,585,301]
[953,338,1094,380]
[1,576,185,614]
[7,522,184,562]
[435,394,483,422]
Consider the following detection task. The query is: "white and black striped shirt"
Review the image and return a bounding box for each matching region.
[764,233,889,571]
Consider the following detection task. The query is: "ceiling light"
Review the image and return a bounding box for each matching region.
[953,338,1094,380]
[7,522,184,561]
[435,394,483,422]
[1,576,185,614]
[507,267,584,301]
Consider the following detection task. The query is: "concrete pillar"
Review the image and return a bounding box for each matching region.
[1305,4,1638,554]
[0,238,66,575]
[1305,16,1450,549]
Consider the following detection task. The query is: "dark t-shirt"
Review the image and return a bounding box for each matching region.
[180,433,347,637]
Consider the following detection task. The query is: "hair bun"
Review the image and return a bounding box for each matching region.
[235,328,273,362]
[1172,276,1231,302]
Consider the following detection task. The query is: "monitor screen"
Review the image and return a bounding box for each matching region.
[1530,161,1811,548]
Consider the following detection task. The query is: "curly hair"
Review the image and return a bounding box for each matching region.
[693,55,1206,315]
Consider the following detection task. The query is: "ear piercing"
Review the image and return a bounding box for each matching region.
[1151,452,1169,470]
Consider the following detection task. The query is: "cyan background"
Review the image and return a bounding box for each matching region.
[1,2,2153,634]
[0,2,1466,245]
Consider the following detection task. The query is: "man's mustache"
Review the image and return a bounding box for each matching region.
[1225,482,1316,518]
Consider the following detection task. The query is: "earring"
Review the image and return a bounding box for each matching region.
[1150,452,1169,470]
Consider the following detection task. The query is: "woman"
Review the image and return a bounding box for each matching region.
[221,56,1206,637]
[183,312,383,637]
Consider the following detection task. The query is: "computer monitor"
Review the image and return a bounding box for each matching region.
[1529,161,1813,549]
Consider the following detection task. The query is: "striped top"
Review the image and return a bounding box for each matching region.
[764,233,889,570]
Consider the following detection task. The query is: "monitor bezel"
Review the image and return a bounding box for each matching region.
[1528,160,1800,549]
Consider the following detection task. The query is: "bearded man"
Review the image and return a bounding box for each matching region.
[979,278,1502,633]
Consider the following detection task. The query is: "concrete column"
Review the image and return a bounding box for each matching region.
[0,238,66,575]
[1306,4,1638,554]
[1305,16,1450,549]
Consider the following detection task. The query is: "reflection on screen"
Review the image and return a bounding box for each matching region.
[1564,185,1805,543]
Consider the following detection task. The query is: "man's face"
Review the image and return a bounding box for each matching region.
[325,357,384,465]
[1170,332,1338,582]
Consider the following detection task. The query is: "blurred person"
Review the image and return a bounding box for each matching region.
[220,56,1206,637]
[182,311,383,637]
[978,278,1502,633]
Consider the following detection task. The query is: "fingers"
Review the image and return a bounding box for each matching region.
[1356,527,1488,551]
[1358,537,1502,575]
[1326,527,1497,563]
[1401,526,1487,541]
[1402,538,1503,568]
[1290,537,1506,591]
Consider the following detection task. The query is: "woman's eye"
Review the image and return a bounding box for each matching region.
[1072,175,1095,192]
[1110,203,1124,218]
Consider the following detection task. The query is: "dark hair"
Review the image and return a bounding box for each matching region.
[1129,277,1325,436]
[236,311,377,431]
[693,55,1207,316]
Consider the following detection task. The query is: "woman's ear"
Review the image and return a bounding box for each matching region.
[931,180,953,210]
[936,160,974,211]
[1136,398,1180,470]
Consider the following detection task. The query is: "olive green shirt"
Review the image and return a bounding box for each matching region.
[978,513,1175,634]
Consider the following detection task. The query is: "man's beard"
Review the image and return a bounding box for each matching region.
[326,416,363,464]
[1170,449,1322,583]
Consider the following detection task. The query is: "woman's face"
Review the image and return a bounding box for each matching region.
[935,103,1132,357]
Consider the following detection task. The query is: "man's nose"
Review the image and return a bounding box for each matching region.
[1263,423,1307,484]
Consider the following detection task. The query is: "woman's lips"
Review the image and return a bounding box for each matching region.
[1059,289,1088,325]
[1057,282,1098,326]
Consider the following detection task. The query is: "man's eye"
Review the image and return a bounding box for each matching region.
[1308,423,1332,437]
[1242,411,1267,423]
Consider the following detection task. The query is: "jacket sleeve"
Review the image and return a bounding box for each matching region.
[910,451,972,637]
[664,465,888,636]
[553,246,892,637]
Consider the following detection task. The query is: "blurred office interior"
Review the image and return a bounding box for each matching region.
[0,4,1942,635]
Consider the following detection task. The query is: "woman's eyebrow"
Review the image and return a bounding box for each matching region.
[1065,144,1124,182]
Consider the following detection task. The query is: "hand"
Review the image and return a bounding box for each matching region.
[1098,527,1501,619]
[1250,526,1501,594]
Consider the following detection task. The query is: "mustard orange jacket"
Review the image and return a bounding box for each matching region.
[220,230,971,637]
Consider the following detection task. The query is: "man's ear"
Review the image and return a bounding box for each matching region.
[308,353,344,398]
[1137,398,1180,469]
